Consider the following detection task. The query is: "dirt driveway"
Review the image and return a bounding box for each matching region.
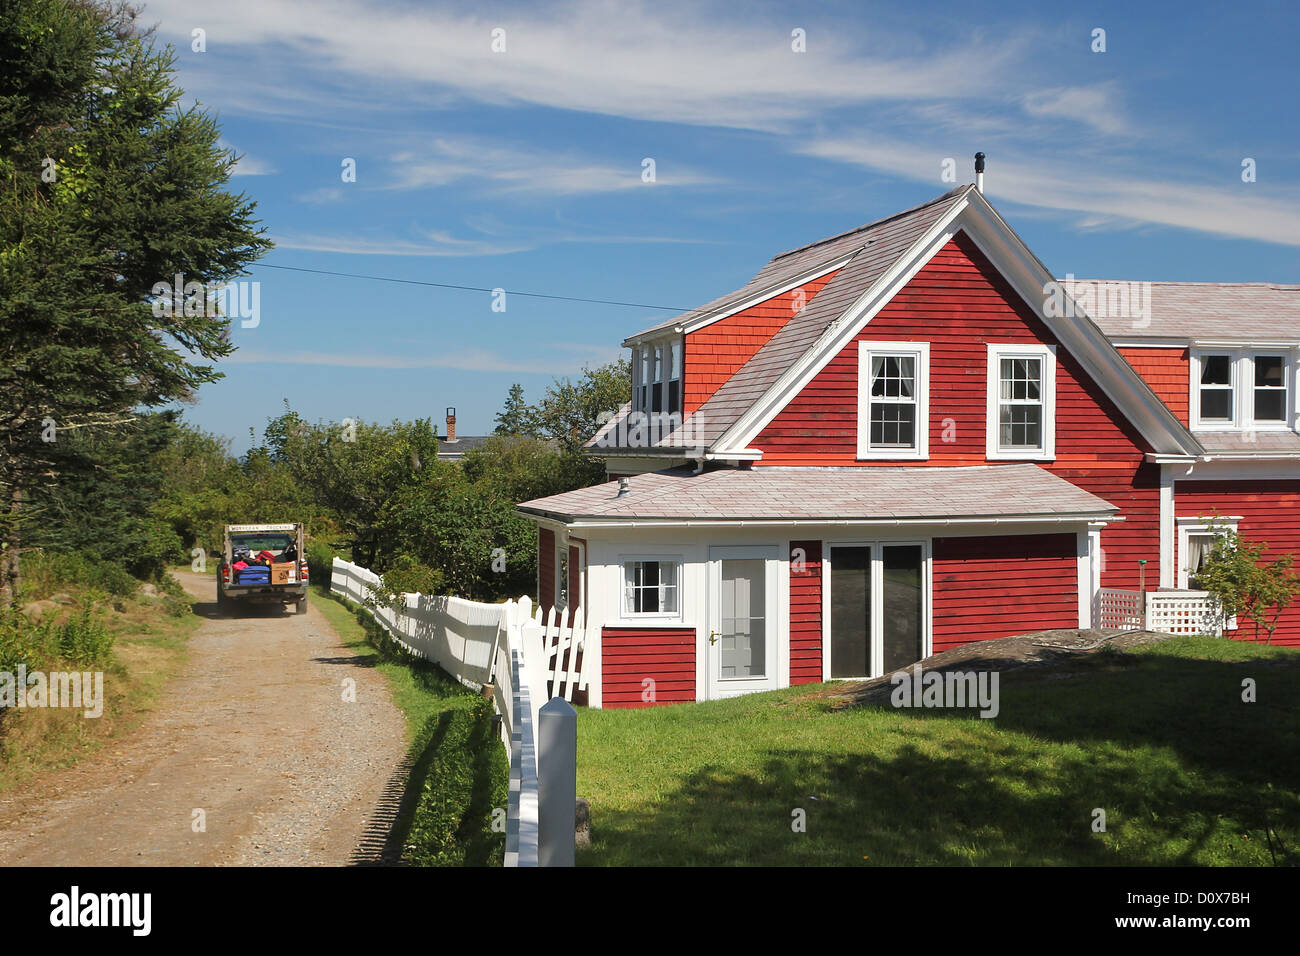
[0,571,408,866]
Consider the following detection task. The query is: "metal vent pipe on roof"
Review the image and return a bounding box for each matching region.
[975,152,986,193]
[616,477,630,497]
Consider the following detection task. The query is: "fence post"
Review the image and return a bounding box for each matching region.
[537,697,577,867]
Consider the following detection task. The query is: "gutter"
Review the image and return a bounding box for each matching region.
[514,509,1122,530]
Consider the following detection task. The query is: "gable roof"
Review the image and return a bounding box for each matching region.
[1065,280,1300,343]
[625,187,968,345]
[518,463,1118,526]
[590,185,1205,461]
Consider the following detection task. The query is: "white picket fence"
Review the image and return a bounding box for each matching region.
[1095,587,1223,635]
[328,557,591,865]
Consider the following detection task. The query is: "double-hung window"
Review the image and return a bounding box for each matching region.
[857,341,930,459]
[1253,355,1287,423]
[1197,354,1234,424]
[1191,350,1293,430]
[986,344,1056,460]
[623,559,679,616]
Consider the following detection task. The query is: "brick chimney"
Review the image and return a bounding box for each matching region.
[445,406,457,442]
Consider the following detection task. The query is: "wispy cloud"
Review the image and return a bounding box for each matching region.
[270,230,536,257]
[295,186,345,204]
[224,141,276,176]
[798,135,1300,247]
[388,136,717,195]
[1020,83,1128,136]
[146,0,1029,132]
[227,347,543,372]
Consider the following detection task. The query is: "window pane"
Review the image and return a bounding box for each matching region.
[870,403,916,447]
[670,341,681,381]
[1200,390,1232,421]
[1201,355,1231,385]
[1255,389,1286,422]
[1000,357,1041,401]
[1000,405,1042,448]
[1255,356,1283,387]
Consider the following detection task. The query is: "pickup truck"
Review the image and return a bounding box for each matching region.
[214,523,309,614]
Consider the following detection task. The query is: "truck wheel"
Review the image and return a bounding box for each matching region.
[216,588,228,615]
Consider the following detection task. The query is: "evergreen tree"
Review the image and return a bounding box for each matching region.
[493,383,533,436]
[0,0,272,602]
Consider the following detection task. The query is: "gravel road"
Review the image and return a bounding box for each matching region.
[0,570,408,866]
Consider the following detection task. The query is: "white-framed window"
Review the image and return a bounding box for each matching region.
[668,339,682,415]
[1196,353,1235,424]
[622,557,680,617]
[1252,355,1288,424]
[632,339,684,415]
[1176,516,1242,629]
[856,341,930,460]
[1190,350,1295,431]
[986,344,1056,460]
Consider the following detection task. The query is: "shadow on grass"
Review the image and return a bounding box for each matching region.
[582,651,1300,867]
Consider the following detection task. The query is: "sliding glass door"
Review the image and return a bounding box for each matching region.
[829,542,926,678]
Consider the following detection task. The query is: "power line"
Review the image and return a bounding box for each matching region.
[252,262,692,313]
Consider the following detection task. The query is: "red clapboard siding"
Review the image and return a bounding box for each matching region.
[789,540,822,684]
[1175,480,1300,647]
[684,270,840,414]
[753,231,1159,592]
[932,533,1078,652]
[538,528,555,617]
[602,627,696,708]
[1119,347,1190,425]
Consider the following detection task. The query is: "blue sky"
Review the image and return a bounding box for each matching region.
[141,0,1300,452]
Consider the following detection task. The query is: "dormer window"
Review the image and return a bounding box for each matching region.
[1254,356,1287,422]
[632,338,683,417]
[1190,350,1293,431]
[1197,355,1233,422]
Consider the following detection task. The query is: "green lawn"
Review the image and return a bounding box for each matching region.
[575,637,1300,866]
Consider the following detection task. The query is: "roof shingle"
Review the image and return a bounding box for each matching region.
[518,463,1118,523]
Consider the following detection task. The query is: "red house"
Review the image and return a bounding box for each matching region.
[517,184,1300,708]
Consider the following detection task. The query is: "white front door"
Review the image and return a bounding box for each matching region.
[707,547,778,699]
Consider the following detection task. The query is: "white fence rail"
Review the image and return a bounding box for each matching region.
[1094,586,1223,636]
[329,557,587,866]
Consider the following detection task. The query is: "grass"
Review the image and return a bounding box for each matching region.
[0,579,200,794]
[310,587,508,866]
[575,636,1300,866]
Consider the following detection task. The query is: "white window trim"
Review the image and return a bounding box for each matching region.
[1175,516,1242,588]
[1175,516,1242,630]
[986,343,1057,461]
[1189,348,1296,433]
[618,554,683,622]
[856,341,930,460]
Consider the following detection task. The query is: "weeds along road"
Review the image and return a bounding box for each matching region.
[0,570,408,866]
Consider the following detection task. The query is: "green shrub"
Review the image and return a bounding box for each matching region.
[19,551,138,601]
[55,602,114,666]
[305,538,339,591]
[0,602,113,672]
